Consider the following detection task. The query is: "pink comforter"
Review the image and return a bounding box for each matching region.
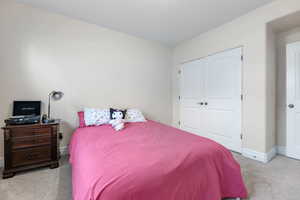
[69,120,247,200]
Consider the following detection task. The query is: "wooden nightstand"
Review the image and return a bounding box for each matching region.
[2,123,61,179]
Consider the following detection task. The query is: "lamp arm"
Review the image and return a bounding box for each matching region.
[47,91,63,120]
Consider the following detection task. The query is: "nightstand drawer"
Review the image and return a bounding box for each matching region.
[12,137,36,149]
[35,136,51,145]
[12,146,51,168]
[33,127,51,136]
[10,127,52,138]
[12,136,51,149]
[10,128,35,138]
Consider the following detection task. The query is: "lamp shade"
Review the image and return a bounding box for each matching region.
[50,91,64,101]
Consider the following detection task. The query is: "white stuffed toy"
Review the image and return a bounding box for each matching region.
[109,108,127,131]
[109,119,125,131]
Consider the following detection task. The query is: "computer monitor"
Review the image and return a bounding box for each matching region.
[13,101,41,116]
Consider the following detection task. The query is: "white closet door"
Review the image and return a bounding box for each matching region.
[287,42,300,160]
[180,59,206,135]
[203,48,242,152]
[180,48,242,153]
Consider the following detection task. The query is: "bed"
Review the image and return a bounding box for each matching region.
[69,120,247,200]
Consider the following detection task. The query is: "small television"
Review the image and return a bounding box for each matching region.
[13,101,41,116]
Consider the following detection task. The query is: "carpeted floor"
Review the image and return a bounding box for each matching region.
[0,154,300,200]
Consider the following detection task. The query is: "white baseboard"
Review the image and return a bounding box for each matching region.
[242,147,277,163]
[277,146,286,156]
[0,146,69,168]
[266,147,277,162]
[60,146,69,156]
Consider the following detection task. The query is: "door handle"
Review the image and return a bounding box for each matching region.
[197,102,204,105]
[204,102,208,105]
[288,104,295,109]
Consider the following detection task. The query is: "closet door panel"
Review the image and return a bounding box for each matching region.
[180,108,207,136]
[203,110,234,137]
[205,49,241,101]
[205,60,235,99]
[180,59,205,101]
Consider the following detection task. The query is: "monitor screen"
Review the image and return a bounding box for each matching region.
[13,101,41,116]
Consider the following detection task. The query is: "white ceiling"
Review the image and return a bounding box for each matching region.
[17,0,275,46]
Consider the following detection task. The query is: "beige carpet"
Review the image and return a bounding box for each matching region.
[0,154,299,200]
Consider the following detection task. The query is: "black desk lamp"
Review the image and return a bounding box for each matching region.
[46,91,64,123]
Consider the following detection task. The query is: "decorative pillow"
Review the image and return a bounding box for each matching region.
[77,111,86,128]
[125,109,146,122]
[84,108,110,126]
[110,108,127,120]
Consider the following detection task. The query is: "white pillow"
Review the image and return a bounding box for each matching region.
[84,108,110,126]
[125,109,146,122]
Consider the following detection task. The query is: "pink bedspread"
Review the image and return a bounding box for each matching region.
[69,120,247,200]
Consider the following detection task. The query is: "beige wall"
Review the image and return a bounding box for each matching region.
[172,0,300,153]
[266,26,277,152]
[276,27,300,147]
[0,0,172,160]
[2,0,300,162]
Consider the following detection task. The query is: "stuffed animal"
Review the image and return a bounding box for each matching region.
[109,119,125,131]
[109,108,127,131]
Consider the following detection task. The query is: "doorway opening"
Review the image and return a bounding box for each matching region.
[268,11,300,160]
